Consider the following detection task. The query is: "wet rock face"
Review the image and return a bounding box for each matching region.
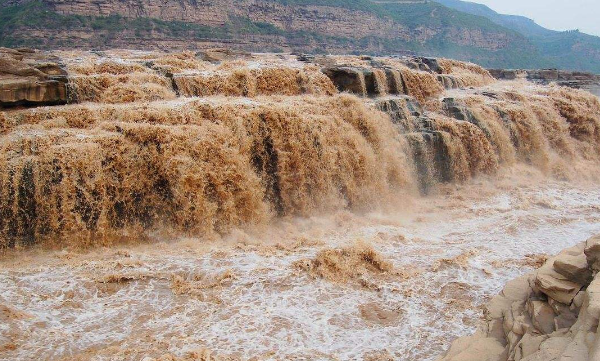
[322,67,368,95]
[437,234,600,361]
[321,66,407,97]
[442,98,479,124]
[374,97,452,194]
[0,48,68,107]
[0,78,68,107]
[319,56,481,98]
[488,69,525,80]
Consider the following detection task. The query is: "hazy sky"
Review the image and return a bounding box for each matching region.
[471,0,600,36]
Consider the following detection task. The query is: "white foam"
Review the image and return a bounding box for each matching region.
[1,183,599,360]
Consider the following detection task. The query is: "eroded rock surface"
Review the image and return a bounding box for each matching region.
[437,234,600,361]
[0,48,67,107]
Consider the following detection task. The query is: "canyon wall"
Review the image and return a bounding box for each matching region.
[42,0,408,40]
[0,0,536,66]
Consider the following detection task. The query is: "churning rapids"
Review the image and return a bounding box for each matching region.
[1,50,600,361]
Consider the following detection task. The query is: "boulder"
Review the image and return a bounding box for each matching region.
[554,311,578,330]
[547,298,579,330]
[553,253,593,285]
[572,291,585,309]
[33,63,67,77]
[514,333,547,361]
[0,55,47,79]
[527,300,556,334]
[438,237,600,361]
[587,277,600,319]
[436,333,506,361]
[535,262,583,304]
[502,275,535,302]
[585,234,600,272]
[0,47,25,61]
[520,335,570,361]
[558,338,589,361]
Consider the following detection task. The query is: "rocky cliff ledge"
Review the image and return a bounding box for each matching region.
[489,68,600,96]
[0,48,68,107]
[438,234,600,361]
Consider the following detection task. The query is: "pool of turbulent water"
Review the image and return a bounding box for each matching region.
[1,175,600,361]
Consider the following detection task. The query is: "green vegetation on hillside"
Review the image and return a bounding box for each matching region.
[382,1,504,32]
[531,31,600,73]
[432,0,600,73]
[0,0,589,71]
[271,0,386,15]
[376,2,545,68]
[0,1,287,48]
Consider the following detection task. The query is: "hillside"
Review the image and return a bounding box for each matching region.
[434,0,600,72]
[0,0,545,69]
[433,0,553,37]
[2,0,600,71]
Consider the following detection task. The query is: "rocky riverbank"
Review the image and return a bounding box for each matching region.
[438,234,600,361]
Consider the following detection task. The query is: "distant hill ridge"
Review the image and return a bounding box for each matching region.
[1,0,600,72]
[432,0,600,72]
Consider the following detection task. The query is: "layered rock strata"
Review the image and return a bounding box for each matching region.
[0,48,68,107]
